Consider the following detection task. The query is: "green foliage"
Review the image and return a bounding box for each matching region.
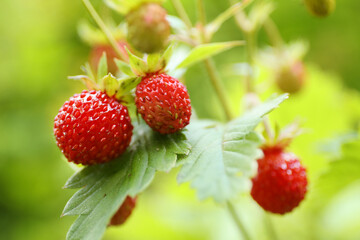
[177,94,287,202]
[63,122,190,240]
[316,136,360,201]
[177,41,244,69]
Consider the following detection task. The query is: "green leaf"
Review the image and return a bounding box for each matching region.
[63,122,191,240]
[176,41,244,69]
[114,59,135,77]
[316,137,360,202]
[248,1,274,31]
[97,52,108,81]
[177,94,288,202]
[206,1,249,40]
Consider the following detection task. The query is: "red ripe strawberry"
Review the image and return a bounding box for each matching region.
[109,196,137,226]
[54,90,133,165]
[251,147,308,214]
[90,41,129,75]
[135,73,191,134]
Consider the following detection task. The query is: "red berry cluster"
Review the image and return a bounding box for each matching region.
[251,146,308,214]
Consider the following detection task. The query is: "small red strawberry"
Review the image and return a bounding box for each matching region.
[109,196,137,226]
[90,41,129,75]
[276,61,306,94]
[251,146,308,214]
[135,73,191,134]
[126,3,170,53]
[54,90,133,165]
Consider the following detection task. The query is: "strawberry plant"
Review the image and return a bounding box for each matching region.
[51,0,344,239]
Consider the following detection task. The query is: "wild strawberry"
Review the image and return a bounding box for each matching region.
[90,41,129,75]
[126,3,170,53]
[276,61,306,94]
[304,0,335,17]
[109,196,137,226]
[251,147,308,214]
[135,73,191,134]
[54,90,133,165]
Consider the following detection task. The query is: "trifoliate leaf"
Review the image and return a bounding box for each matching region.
[176,41,244,69]
[177,94,288,203]
[63,122,191,240]
[97,52,108,81]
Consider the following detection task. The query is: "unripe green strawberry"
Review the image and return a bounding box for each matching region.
[109,196,137,226]
[54,90,133,165]
[135,73,191,134]
[276,61,306,94]
[126,3,170,53]
[251,146,308,214]
[304,0,335,17]
[90,41,129,75]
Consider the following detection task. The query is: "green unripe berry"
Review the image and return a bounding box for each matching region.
[276,61,306,94]
[304,0,335,17]
[126,3,170,53]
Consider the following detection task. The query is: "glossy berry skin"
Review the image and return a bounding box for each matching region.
[90,41,129,75]
[54,90,133,165]
[109,196,137,226]
[135,74,191,134]
[251,147,308,214]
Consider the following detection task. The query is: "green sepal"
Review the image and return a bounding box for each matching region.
[114,59,135,77]
[97,52,108,82]
[127,48,148,76]
[101,74,119,98]
[68,75,99,91]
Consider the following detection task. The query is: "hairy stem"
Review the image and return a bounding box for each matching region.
[170,0,193,29]
[204,59,234,121]
[263,18,284,49]
[197,0,234,121]
[227,201,252,240]
[81,0,128,62]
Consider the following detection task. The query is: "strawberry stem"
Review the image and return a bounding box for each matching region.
[226,201,252,240]
[170,0,193,29]
[196,0,234,121]
[81,0,128,62]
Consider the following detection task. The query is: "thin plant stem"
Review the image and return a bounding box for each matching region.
[263,18,284,49]
[196,0,234,121]
[227,201,252,240]
[170,0,193,29]
[263,212,278,240]
[82,0,128,62]
[204,59,234,121]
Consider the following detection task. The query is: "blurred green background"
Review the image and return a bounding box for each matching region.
[1,0,360,239]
